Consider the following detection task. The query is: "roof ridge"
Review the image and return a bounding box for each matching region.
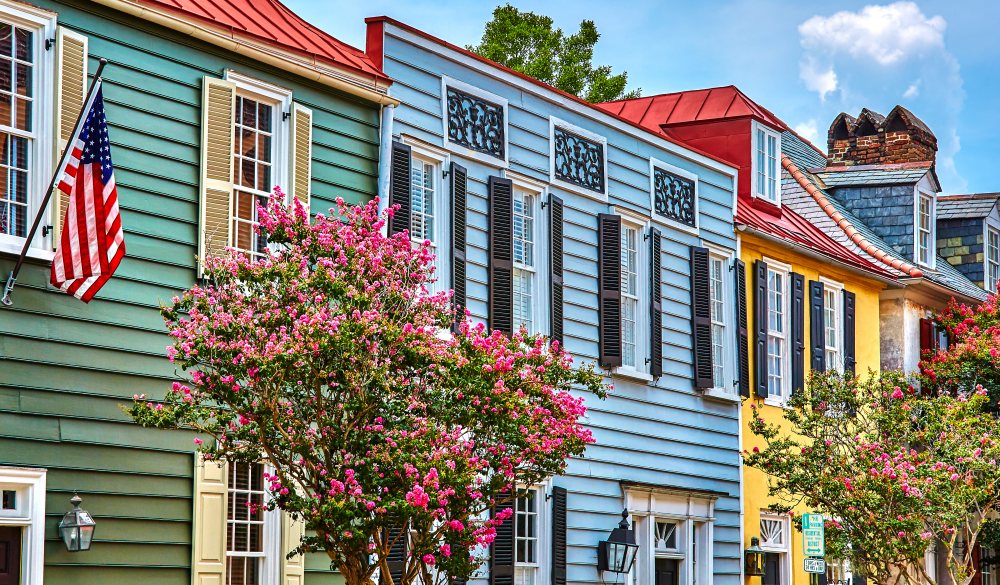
[781,154,924,278]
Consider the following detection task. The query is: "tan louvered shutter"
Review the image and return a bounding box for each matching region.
[199,77,236,276]
[282,512,306,585]
[288,102,312,214]
[51,27,88,248]
[192,454,228,585]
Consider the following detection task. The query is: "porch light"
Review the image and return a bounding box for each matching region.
[597,510,638,574]
[58,494,96,552]
[744,537,766,577]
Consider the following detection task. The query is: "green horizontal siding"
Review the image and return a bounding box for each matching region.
[0,1,382,584]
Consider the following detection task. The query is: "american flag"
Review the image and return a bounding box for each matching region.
[50,85,125,302]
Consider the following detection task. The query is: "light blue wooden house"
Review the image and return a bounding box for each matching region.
[365,17,744,585]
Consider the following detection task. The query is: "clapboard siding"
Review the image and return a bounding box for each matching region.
[0,1,380,584]
[380,24,742,585]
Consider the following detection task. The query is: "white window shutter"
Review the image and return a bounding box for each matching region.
[51,26,88,248]
[199,76,236,276]
[288,102,312,214]
[192,454,228,585]
[282,512,306,585]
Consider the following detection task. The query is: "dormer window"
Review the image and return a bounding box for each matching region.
[916,192,935,267]
[753,123,781,204]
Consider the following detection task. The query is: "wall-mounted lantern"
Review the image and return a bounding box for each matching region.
[597,510,639,574]
[58,494,96,552]
[744,536,766,578]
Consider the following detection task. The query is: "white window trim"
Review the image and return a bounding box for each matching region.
[615,209,651,381]
[0,3,56,260]
[226,462,282,585]
[759,512,792,585]
[985,221,1000,293]
[648,157,699,236]
[506,170,550,337]
[820,277,844,374]
[549,116,608,201]
[0,466,46,585]
[225,70,293,198]
[440,76,508,168]
[763,257,792,407]
[751,121,781,206]
[625,488,716,585]
[514,484,551,585]
[914,190,936,269]
[702,244,738,401]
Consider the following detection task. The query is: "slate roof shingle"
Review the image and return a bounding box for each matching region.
[938,193,1000,220]
[814,165,931,188]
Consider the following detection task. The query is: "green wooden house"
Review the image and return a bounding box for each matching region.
[0,1,393,583]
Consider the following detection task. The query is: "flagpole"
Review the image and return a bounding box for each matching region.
[2,58,108,307]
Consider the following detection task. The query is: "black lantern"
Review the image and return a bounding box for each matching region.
[744,537,765,577]
[58,494,96,552]
[597,510,639,574]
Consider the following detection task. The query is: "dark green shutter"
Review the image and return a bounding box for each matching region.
[650,228,663,378]
[550,195,565,346]
[488,176,514,336]
[791,272,805,395]
[809,281,826,372]
[843,290,856,376]
[734,259,750,397]
[490,498,516,585]
[451,162,468,330]
[551,487,567,585]
[753,260,769,398]
[597,214,623,368]
[388,142,411,236]
[690,246,713,388]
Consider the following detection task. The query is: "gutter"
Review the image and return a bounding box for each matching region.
[93,0,400,107]
[782,155,924,278]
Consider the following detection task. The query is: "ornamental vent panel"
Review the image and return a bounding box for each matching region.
[446,86,505,159]
[553,126,605,193]
[653,167,696,227]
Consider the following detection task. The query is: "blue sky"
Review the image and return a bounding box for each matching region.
[285,0,1000,195]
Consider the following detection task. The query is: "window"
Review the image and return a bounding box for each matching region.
[766,263,791,400]
[753,123,780,204]
[621,224,640,369]
[0,6,54,255]
[988,227,1000,293]
[226,462,278,585]
[410,156,437,243]
[982,548,996,585]
[627,489,714,585]
[826,558,852,585]
[823,280,843,372]
[0,466,46,585]
[513,190,537,333]
[759,514,790,585]
[514,487,548,585]
[654,520,679,552]
[916,193,934,266]
[709,255,727,390]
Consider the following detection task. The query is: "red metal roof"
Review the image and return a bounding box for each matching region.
[597,86,787,131]
[137,0,388,82]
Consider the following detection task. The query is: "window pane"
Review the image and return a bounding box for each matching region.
[231,95,275,256]
[410,160,436,243]
[513,268,533,333]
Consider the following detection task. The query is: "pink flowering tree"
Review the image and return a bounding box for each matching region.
[745,371,1000,585]
[127,191,607,585]
[921,295,1000,408]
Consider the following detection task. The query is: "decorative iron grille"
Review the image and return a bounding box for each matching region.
[553,126,605,192]
[653,167,696,227]
[446,87,505,159]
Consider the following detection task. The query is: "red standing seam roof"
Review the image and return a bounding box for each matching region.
[597,86,787,131]
[135,0,389,82]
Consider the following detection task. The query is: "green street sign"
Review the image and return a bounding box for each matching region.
[802,513,825,557]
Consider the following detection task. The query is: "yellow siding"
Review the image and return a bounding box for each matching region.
[739,233,883,585]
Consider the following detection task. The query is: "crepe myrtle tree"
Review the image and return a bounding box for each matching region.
[745,371,1000,585]
[128,191,607,585]
[921,295,1000,407]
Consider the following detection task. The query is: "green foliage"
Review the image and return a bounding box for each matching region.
[468,4,639,103]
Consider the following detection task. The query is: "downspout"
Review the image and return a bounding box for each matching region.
[376,104,395,233]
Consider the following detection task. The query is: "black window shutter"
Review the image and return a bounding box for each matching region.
[753,260,769,398]
[791,272,805,395]
[550,194,565,347]
[551,487,567,585]
[843,290,857,376]
[650,228,663,378]
[388,142,412,236]
[451,163,468,330]
[809,281,826,372]
[734,259,750,397]
[490,498,516,585]
[597,214,622,368]
[488,176,514,336]
[690,246,713,388]
[382,523,408,585]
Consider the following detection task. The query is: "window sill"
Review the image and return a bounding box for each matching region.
[763,396,792,410]
[701,388,740,403]
[0,239,54,263]
[612,367,653,383]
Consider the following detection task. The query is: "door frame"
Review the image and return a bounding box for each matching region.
[0,467,46,585]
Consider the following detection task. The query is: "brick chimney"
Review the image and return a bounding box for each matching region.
[826,105,937,167]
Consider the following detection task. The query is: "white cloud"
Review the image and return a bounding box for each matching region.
[799,57,838,101]
[799,2,946,65]
[903,81,921,99]
[794,119,820,146]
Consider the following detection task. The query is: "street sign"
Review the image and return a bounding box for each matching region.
[802,513,825,557]
[804,558,826,574]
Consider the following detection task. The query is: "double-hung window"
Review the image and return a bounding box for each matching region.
[512,189,538,333]
[410,156,436,243]
[823,280,844,372]
[766,262,791,400]
[753,123,780,204]
[406,145,448,295]
[709,254,728,391]
[987,227,1000,293]
[514,487,546,585]
[916,193,935,266]
[621,223,641,369]
[227,462,278,585]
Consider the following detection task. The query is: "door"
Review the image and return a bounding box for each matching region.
[655,558,679,585]
[0,526,21,585]
[763,552,782,585]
